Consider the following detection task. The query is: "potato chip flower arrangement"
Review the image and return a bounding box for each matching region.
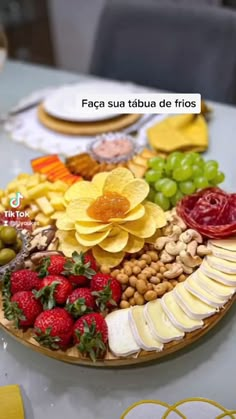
[55,168,166,267]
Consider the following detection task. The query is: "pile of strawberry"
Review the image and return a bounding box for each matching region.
[2,252,122,362]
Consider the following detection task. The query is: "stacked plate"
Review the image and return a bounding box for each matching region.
[38,81,142,136]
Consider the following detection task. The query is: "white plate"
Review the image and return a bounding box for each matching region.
[43,81,134,122]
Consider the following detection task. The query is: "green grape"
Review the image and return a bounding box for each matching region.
[192,164,202,178]
[191,153,204,166]
[204,164,218,180]
[147,187,156,201]
[194,176,209,189]
[205,160,219,170]
[179,181,195,195]
[154,178,168,191]
[145,169,162,183]
[173,165,192,181]
[148,157,165,170]
[211,171,225,185]
[171,190,184,206]
[154,192,170,211]
[166,153,183,171]
[180,154,194,166]
[162,180,177,198]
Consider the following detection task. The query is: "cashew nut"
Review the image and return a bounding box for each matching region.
[168,225,183,241]
[179,229,203,244]
[30,250,62,265]
[165,241,186,256]
[163,263,183,279]
[197,245,212,257]
[160,249,175,263]
[154,236,172,250]
[161,225,173,236]
[181,264,194,275]
[187,240,198,257]
[179,250,202,268]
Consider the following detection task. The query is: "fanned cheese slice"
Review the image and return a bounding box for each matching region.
[206,255,236,274]
[174,282,216,320]
[201,260,236,286]
[184,273,226,308]
[161,291,203,332]
[144,299,184,343]
[106,308,140,357]
[208,242,236,262]
[129,306,163,351]
[196,270,235,299]
[209,238,236,252]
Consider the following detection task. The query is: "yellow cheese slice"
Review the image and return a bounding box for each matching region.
[128,306,163,351]
[174,282,216,320]
[0,385,24,419]
[209,238,236,252]
[206,256,236,275]
[184,273,226,308]
[208,242,236,262]
[196,270,235,299]
[201,260,236,286]
[144,299,184,343]
[106,308,140,357]
[161,291,203,332]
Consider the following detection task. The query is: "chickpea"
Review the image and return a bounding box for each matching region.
[100,265,110,274]
[165,263,173,270]
[117,273,129,285]
[137,259,147,269]
[111,269,120,278]
[134,291,145,305]
[124,286,135,298]
[129,275,137,288]
[147,250,158,262]
[150,276,161,285]
[170,279,178,287]
[158,261,164,268]
[120,300,130,309]
[141,254,152,264]
[136,279,148,295]
[142,268,152,279]
[157,272,163,280]
[149,267,157,276]
[137,273,147,281]
[129,297,136,306]
[121,292,128,301]
[178,274,187,282]
[160,266,167,274]
[150,262,160,272]
[165,282,174,291]
[124,265,132,276]
[154,283,168,296]
[147,283,153,291]
[144,290,157,301]
[133,265,142,275]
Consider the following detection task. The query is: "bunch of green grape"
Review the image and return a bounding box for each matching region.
[145,152,225,211]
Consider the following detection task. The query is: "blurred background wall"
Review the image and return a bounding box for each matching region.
[0,0,236,74]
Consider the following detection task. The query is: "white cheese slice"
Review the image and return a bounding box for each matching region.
[128,306,163,351]
[106,308,140,357]
[201,260,236,286]
[196,269,235,299]
[184,273,226,308]
[206,255,236,274]
[161,291,203,332]
[209,238,236,252]
[208,242,236,262]
[144,299,184,343]
[174,282,216,320]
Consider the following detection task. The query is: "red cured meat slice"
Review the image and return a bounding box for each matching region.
[176,188,236,238]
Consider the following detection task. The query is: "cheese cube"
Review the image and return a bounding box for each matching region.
[36,197,54,215]
[35,213,51,226]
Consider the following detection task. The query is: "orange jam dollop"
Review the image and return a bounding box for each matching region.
[87,192,130,222]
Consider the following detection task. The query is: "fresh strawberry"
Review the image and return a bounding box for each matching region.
[91,273,122,311]
[34,307,74,349]
[73,313,108,361]
[4,291,43,328]
[3,270,42,298]
[35,275,73,309]
[63,251,96,287]
[38,254,67,277]
[66,288,95,318]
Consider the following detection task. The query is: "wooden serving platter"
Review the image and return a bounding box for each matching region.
[0,292,235,367]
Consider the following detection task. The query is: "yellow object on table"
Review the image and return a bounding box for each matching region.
[0,385,24,419]
[147,114,208,153]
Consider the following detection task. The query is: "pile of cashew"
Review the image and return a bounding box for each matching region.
[154,209,211,279]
